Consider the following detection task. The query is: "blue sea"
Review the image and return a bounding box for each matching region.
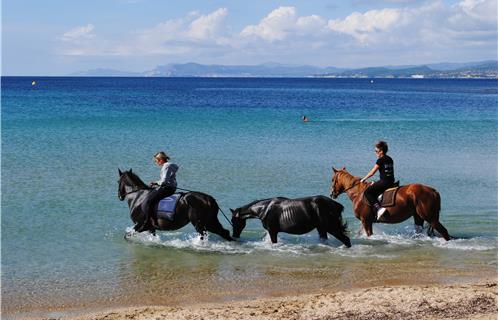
[2,77,497,318]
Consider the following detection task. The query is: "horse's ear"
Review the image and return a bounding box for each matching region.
[342,166,346,171]
[332,167,338,173]
[230,209,239,218]
[118,168,123,176]
[129,168,132,173]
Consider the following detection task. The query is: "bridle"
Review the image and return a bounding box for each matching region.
[118,175,148,200]
[333,173,361,197]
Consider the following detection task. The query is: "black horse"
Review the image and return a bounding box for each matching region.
[230,196,351,247]
[118,169,233,241]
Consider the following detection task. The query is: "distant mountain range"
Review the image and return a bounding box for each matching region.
[71,60,498,78]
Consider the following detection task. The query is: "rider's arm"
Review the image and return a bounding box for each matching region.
[156,164,168,185]
[361,164,379,183]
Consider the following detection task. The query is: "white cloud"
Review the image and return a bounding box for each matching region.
[123,8,229,55]
[326,0,497,48]
[58,9,230,57]
[240,7,329,42]
[241,7,297,41]
[60,24,95,42]
[56,1,497,66]
[328,8,410,43]
[458,0,497,22]
[187,8,228,40]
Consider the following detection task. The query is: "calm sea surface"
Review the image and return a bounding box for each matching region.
[2,77,497,318]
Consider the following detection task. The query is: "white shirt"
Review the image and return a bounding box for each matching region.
[156,162,179,187]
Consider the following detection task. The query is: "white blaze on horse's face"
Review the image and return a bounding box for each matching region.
[330,171,343,199]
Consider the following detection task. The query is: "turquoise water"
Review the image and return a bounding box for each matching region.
[2,77,497,317]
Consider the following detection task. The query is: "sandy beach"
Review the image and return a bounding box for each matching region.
[36,280,497,320]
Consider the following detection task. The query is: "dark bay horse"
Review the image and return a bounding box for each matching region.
[230,196,351,247]
[330,167,451,240]
[118,169,233,241]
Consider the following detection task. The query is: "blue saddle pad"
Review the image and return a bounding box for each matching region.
[156,194,181,221]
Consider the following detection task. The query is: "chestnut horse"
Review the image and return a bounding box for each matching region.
[330,167,451,240]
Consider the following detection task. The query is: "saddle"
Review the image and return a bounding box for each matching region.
[155,193,181,221]
[377,181,400,207]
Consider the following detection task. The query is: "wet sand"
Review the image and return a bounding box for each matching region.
[25,280,498,320]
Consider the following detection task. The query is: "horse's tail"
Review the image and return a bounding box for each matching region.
[428,187,441,219]
[208,194,220,213]
[327,198,348,234]
[413,185,441,229]
[425,189,440,234]
[435,189,441,216]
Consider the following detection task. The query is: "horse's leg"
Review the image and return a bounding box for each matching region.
[184,204,207,240]
[414,191,451,241]
[269,231,278,243]
[431,222,451,241]
[192,220,207,240]
[325,226,352,248]
[362,219,373,237]
[413,214,424,234]
[317,226,328,241]
[206,220,233,241]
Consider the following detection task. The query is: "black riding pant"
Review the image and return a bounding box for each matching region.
[364,179,393,207]
[138,186,176,231]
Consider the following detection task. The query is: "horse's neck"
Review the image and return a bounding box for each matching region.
[128,189,149,209]
[346,185,363,203]
[244,200,270,219]
[343,175,366,203]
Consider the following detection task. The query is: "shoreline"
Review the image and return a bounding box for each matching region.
[11,279,498,320]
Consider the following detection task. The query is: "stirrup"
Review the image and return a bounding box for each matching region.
[376,207,387,220]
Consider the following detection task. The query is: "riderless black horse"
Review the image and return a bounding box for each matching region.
[118,169,233,241]
[231,195,351,247]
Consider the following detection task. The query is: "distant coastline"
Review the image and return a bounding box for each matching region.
[69,60,498,79]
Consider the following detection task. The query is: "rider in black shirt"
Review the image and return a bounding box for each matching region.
[361,141,395,221]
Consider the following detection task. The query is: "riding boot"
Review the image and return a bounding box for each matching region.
[374,203,387,221]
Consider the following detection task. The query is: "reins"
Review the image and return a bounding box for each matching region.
[342,180,361,193]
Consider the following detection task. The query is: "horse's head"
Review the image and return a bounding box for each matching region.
[330,167,347,198]
[230,208,246,238]
[117,168,148,201]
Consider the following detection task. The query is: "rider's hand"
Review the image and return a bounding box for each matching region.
[149,182,158,187]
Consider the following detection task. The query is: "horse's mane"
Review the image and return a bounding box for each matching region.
[339,169,361,185]
[239,197,281,211]
[124,170,148,189]
[244,198,272,208]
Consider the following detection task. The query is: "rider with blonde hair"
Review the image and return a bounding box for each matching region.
[136,151,179,232]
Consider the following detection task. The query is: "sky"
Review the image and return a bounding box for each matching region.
[2,0,497,75]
